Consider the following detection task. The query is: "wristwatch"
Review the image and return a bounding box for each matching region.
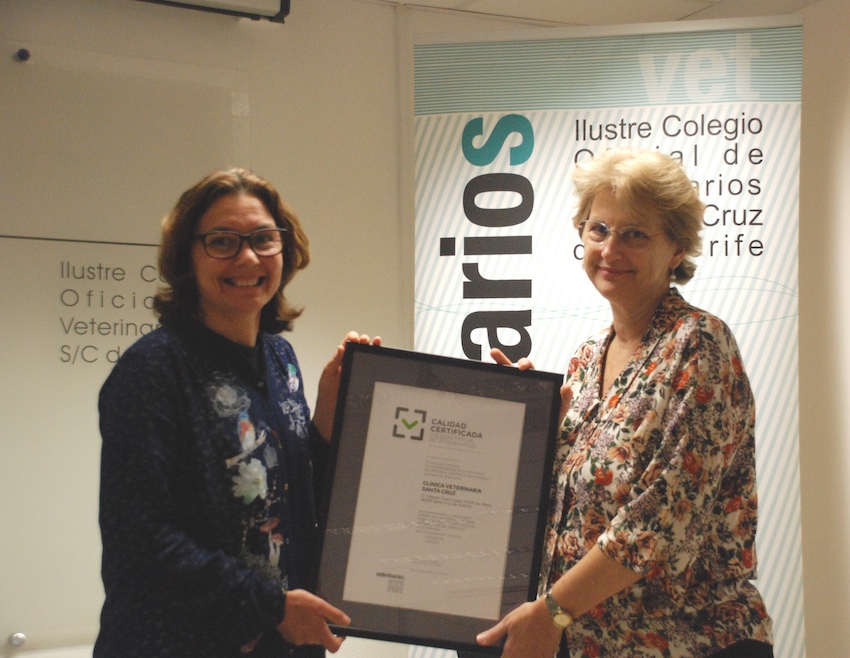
[544,589,574,629]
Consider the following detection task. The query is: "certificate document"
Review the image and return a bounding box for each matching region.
[343,381,526,620]
[316,343,562,654]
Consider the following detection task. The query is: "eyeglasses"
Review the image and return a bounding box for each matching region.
[578,220,661,251]
[195,228,287,259]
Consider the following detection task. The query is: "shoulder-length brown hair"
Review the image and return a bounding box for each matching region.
[153,168,310,333]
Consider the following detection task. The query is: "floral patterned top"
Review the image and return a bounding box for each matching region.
[96,322,326,658]
[542,289,773,657]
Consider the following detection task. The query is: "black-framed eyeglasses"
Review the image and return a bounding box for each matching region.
[195,228,287,259]
[578,220,661,251]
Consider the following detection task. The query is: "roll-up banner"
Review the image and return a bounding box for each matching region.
[412,18,802,658]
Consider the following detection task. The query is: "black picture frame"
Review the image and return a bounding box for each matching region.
[315,343,562,655]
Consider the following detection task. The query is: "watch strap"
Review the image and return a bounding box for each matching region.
[544,589,574,629]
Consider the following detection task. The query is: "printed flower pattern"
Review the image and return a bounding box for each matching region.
[231,458,268,504]
[543,290,772,657]
[207,374,289,582]
[208,376,252,417]
[279,398,307,436]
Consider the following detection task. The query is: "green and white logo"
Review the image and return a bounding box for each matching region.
[392,407,426,441]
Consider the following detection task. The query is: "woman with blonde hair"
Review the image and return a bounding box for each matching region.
[479,149,773,657]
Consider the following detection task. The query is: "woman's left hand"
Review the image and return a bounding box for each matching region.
[490,347,535,371]
[491,348,572,425]
[275,589,351,652]
[476,597,562,658]
[313,332,381,441]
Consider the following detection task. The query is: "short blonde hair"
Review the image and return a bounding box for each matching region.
[572,149,704,284]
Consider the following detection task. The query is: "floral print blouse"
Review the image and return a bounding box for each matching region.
[542,289,773,657]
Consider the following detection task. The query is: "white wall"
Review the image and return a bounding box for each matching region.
[0,1,518,656]
[0,0,848,656]
[797,0,850,656]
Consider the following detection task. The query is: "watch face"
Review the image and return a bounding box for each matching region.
[554,611,572,628]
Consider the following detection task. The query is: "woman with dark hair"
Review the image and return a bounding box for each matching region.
[478,149,773,658]
[96,168,378,657]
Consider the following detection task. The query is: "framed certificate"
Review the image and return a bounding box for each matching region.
[315,343,563,655]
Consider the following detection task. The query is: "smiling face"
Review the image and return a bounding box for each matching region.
[192,193,283,344]
[582,188,685,315]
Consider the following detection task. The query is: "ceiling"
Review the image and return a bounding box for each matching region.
[374,0,821,25]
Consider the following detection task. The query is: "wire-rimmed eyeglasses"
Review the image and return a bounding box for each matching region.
[195,228,287,259]
[578,220,661,251]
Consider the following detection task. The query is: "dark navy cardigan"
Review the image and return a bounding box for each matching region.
[95,322,327,657]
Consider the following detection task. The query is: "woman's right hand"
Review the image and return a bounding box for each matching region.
[313,332,381,441]
[490,348,573,425]
[276,589,350,652]
[475,596,562,658]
